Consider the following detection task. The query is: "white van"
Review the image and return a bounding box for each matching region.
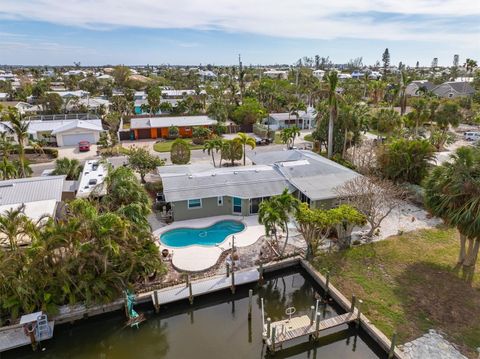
[464,131,480,141]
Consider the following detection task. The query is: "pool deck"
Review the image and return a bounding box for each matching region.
[154,215,265,272]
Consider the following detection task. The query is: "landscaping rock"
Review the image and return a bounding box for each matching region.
[399,330,468,359]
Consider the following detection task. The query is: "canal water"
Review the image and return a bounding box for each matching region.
[5,267,387,359]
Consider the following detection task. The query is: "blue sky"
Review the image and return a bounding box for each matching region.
[0,0,478,66]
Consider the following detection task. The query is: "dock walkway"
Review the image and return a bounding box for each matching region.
[0,322,54,352]
[265,312,356,352]
[152,268,259,306]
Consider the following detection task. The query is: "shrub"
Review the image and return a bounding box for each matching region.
[168,126,179,139]
[170,139,191,164]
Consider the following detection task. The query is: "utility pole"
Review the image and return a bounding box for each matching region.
[238,54,244,102]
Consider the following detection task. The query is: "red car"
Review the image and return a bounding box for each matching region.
[78,141,90,152]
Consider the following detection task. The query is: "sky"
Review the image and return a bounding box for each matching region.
[0,0,479,66]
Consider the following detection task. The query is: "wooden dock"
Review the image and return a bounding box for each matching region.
[264,312,356,352]
[0,322,54,352]
[151,268,260,307]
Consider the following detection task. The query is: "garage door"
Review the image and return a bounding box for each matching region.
[61,133,96,146]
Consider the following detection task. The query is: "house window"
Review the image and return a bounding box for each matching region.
[233,197,242,214]
[188,199,202,209]
[217,196,224,206]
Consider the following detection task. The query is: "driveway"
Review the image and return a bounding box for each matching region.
[57,145,99,160]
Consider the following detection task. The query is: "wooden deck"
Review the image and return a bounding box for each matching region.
[265,312,356,351]
[151,268,260,306]
[0,322,54,352]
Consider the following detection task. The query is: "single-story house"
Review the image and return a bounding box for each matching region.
[76,160,108,198]
[130,115,217,140]
[405,80,435,97]
[312,70,325,79]
[0,101,41,115]
[263,70,289,79]
[261,107,316,130]
[158,150,360,221]
[431,81,475,98]
[0,176,66,222]
[2,114,104,146]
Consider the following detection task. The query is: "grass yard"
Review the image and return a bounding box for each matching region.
[313,228,480,358]
[153,140,204,152]
[303,134,313,142]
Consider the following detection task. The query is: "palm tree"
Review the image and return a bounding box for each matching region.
[52,158,82,180]
[203,138,222,167]
[464,58,478,74]
[0,158,17,180]
[29,139,46,156]
[288,101,307,128]
[0,204,29,251]
[424,146,480,281]
[236,132,256,166]
[289,126,301,148]
[398,71,412,115]
[258,189,299,256]
[4,110,30,178]
[326,71,339,158]
[408,98,429,136]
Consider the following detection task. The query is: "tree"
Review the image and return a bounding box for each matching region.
[39,92,63,114]
[112,65,131,88]
[203,137,223,167]
[431,58,438,68]
[0,204,30,251]
[0,158,17,180]
[127,146,164,182]
[377,138,435,184]
[464,58,477,74]
[335,176,405,237]
[231,98,267,127]
[370,108,402,137]
[398,71,412,115]
[326,71,340,158]
[435,101,461,133]
[52,158,82,180]
[382,48,390,75]
[4,109,30,178]
[236,132,256,165]
[170,139,191,165]
[424,146,480,280]
[192,126,211,144]
[168,126,179,139]
[406,98,429,136]
[220,139,243,166]
[146,86,162,114]
[258,189,299,256]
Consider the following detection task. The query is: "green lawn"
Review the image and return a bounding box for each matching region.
[313,228,480,357]
[303,134,313,142]
[153,140,204,152]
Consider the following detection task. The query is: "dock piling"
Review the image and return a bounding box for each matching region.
[310,305,315,325]
[271,326,276,352]
[153,290,160,313]
[325,270,330,296]
[356,299,363,328]
[350,294,356,313]
[315,312,321,337]
[185,274,189,288]
[226,263,230,277]
[188,282,194,305]
[388,332,397,359]
[266,317,271,338]
[258,262,264,284]
[231,270,236,294]
[248,289,253,320]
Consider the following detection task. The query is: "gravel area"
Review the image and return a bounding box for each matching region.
[399,330,469,359]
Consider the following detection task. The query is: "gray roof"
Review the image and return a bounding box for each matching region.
[159,165,292,202]
[51,119,104,134]
[0,176,65,206]
[432,82,475,97]
[131,115,216,129]
[250,150,360,201]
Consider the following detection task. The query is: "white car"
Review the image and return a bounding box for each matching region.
[464,131,480,141]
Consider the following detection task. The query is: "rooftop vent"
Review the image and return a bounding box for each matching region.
[188,175,193,179]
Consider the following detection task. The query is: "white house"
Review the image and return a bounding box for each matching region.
[263,69,289,80]
[262,107,316,130]
[312,70,325,80]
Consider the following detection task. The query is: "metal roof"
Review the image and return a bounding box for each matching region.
[0,176,65,206]
[51,119,104,134]
[159,165,292,202]
[131,115,216,129]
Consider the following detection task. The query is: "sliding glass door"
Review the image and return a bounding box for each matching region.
[233,197,242,214]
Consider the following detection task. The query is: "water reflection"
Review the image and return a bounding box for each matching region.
[6,268,386,359]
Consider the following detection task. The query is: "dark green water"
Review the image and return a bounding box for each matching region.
[5,267,387,359]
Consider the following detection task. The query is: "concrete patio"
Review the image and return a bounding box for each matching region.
[154,215,265,272]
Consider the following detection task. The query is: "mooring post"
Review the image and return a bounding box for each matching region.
[388,332,397,359]
[153,290,160,314]
[350,294,356,313]
[310,305,315,325]
[325,270,330,296]
[185,274,189,288]
[271,326,276,352]
[226,262,230,277]
[248,289,253,320]
[315,299,320,318]
[261,298,265,329]
[188,282,194,305]
[266,317,271,338]
[231,269,236,294]
[356,299,363,328]
[315,312,321,338]
[258,262,264,284]
[123,292,129,319]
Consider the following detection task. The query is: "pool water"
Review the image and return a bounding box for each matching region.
[160,220,245,247]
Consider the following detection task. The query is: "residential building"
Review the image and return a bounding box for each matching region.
[405,80,435,96]
[158,150,360,221]
[1,114,104,146]
[261,107,316,130]
[76,160,108,198]
[263,69,289,79]
[432,81,475,98]
[312,69,325,80]
[130,115,216,140]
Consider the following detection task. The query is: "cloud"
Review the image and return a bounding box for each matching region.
[0,0,478,44]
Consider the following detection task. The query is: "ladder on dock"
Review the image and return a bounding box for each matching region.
[264,310,358,352]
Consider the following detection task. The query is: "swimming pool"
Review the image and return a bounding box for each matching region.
[160,220,245,247]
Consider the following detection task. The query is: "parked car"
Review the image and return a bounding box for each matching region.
[464,132,480,141]
[78,141,90,152]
